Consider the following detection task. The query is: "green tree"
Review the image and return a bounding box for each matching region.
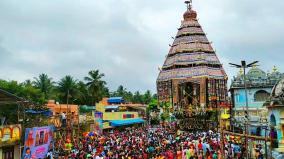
[84,69,107,105]
[57,75,78,104]
[33,74,54,100]
[110,85,133,103]
[22,79,33,87]
[133,91,143,103]
[124,91,133,103]
[116,85,125,97]
[146,99,158,120]
[152,93,157,100]
[0,80,21,95]
[143,90,152,104]
[76,81,89,105]
[21,81,45,104]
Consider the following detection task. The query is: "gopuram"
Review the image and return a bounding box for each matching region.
[156,1,228,131]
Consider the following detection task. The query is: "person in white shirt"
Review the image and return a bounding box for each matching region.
[61,112,66,127]
[46,151,53,159]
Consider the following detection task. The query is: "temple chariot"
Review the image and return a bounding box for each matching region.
[156,1,228,131]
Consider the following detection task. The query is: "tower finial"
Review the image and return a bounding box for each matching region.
[183,0,197,20]
[273,65,278,73]
[252,63,257,69]
[185,0,192,10]
[239,68,244,75]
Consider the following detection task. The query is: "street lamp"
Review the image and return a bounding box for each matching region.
[229,60,259,159]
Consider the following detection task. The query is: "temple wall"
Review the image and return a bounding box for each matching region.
[268,109,283,141]
[233,87,272,108]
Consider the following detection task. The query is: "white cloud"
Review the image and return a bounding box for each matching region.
[0,0,283,92]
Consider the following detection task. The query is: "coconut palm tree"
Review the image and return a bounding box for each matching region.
[84,69,107,105]
[76,81,89,105]
[143,90,152,104]
[33,74,54,100]
[57,75,78,104]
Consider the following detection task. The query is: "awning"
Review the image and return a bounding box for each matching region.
[0,88,31,105]
[105,105,119,109]
[110,118,145,126]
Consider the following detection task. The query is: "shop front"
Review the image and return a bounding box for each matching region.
[0,124,21,159]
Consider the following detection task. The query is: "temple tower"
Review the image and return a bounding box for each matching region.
[156,1,228,130]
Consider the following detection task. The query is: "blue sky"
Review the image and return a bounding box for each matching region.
[0,0,283,92]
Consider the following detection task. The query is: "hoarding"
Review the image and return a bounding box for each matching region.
[22,126,54,159]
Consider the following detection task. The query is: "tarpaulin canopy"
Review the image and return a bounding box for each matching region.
[0,88,30,105]
[107,97,124,104]
[110,118,145,126]
[25,109,53,117]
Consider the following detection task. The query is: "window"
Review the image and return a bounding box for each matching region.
[270,114,276,127]
[254,90,270,102]
[235,93,239,102]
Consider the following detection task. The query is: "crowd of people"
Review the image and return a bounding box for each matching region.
[50,122,268,159]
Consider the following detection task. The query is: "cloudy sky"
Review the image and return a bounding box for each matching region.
[0,0,284,93]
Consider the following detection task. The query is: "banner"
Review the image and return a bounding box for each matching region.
[94,112,103,134]
[22,126,54,159]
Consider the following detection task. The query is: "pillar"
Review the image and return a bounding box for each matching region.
[0,148,2,159]
[200,77,207,108]
[14,145,20,159]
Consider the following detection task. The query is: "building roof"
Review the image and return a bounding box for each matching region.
[157,2,226,82]
[0,88,30,105]
[231,66,284,89]
[107,97,124,104]
[246,67,266,80]
[46,102,79,114]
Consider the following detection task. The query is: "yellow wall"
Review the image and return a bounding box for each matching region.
[103,112,138,120]
[95,102,139,120]
[103,122,112,129]
[96,103,105,113]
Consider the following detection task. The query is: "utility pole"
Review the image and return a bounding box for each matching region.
[229,60,259,159]
[264,127,268,159]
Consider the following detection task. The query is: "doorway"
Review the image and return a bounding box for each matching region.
[178,81,200,109]
[256,127,261,136]
[2,147,14,159]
